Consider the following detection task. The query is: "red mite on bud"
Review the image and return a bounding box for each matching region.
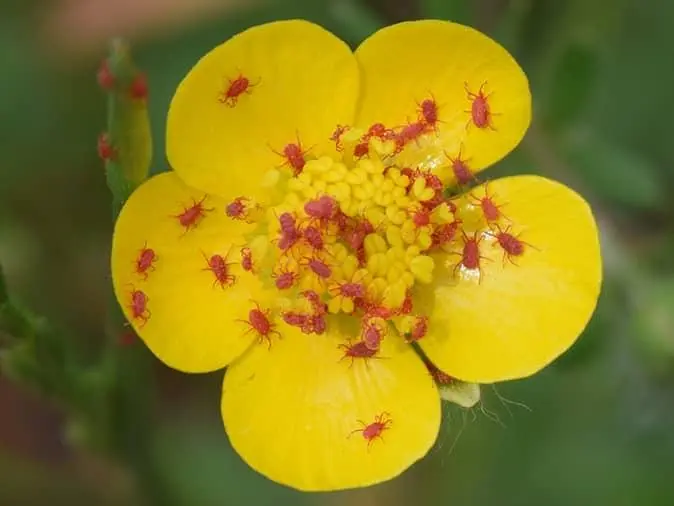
[97,59,115,90]
[129,73,148,100]
[98,132,115,161]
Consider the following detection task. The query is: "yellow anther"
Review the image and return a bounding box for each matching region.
[341,297,355,314]
[396,175,410,188]
[362,180,376,197]
[395,196,411,208]
[392,186,406,199]
[417,230,433,251]
[382,280,407,309]
[401,221,417,244]
[342,255,359,278]
[387,168,401,180]
[313,180,327,193]
[386,226,403,248]
[411,176,426,198]
[371,137,395,156]
[334,182,351,201]
[401,272,415,288]
[352,186,368,202]
[322,165,345,183]
[343,128,364,143]
[365,208,386,227]
[368,277,388,300]
[386,266,402,284]
[405,245,421,263]
[396,315,416,335]
[371,173,385,187]
[378,192,393,207]
[417,187,436,202]
[431,202,454,224]
[298,171,313,185]
[328,296,343,314]
[382,179,395,193]
[287,178,304,191]
[366,253,381,275]
[410,255,435,284]
[345,170,365,185]
[367,233,387,254]
[360,159,384,175]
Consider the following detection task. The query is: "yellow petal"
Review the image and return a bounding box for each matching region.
[111,172,266,373]
[354,21,531,183]
[167,20,359,201]
[221,326,441,491]
[420,175,602,382]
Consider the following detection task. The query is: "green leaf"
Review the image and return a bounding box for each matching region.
[563,132,664,210]
[420,0,473,23]
[544,43,598,129]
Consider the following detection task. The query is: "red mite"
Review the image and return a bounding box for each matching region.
[445,147,474,185]
[410,207,431,228]
[395,120,428,153]
[490,225,535,265]
[350,412,393,448]
[237,303,281,349]
[332,281,365,299]
[418,97,440,132]
[226,197,251,221]
[304,195,338,222]
[240,247,254,272]
[452,231,489,282]
[129,73,148,100]
[135,242,157,280]
[303,226,325,251]
[431,220,462,248]
[465,81,496,130]
[273,140,311,176]
[305,257,332,279]
[407,316,428,342]
[97,132,115,161]
[273,265,298,290]
[202,252,236,289]
[330,124,350,151]
[471,183,507,222]
[363,122,395,141]
[362,318,385,351]
[174,196,214,233]
[302,290,327,316]
[219,74,259,107]
[353,141,369,159]
[128,288,150,327]
[338,340,379,367]
[278,212,299,236]
[400,292,414,315]
[97,59,114,90]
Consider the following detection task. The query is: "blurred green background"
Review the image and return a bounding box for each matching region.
[2,0,674,505]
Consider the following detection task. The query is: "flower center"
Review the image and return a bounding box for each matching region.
[228,122,508,350]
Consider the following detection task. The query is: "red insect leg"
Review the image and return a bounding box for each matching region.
[240,247,254,272]
[450,231,490,282]
[416,94,442,133]
[330,124,350,152]
[271,135,313,176]
[489,224,538,266]
[406,315,428,342]
[226,196,255,222]
[361,317,386,351]
[464,81,497,131]
[272,263,298,290]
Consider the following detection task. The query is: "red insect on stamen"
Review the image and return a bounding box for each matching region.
[202,251,237,289]
[353,141,370,159]
[394,120,429,153]
[406,315,428,342]
[465,81,497,131]
[363,302,397,319]
[489,224,537,266]
[361,318,386,351]
[308,314,327,335]
[469,182,508,223]
[237,303,281,349]
[174,196,215,233]
[240,247,254,272]
[272,137,312,176]
[127,287,151,327]
[400,291,414,315]
[338,340,380,367]
[97,132,115,161]
[410,206,432,228]
[330,124,350,152]
[301,290,327,316]
[304,195,338,226]
[282,311,310,329]
[272,264,298,290]
[303,225,325,251]
[301,255,332,281]
[330,281,365,299]
[226,196,254,222]
[363,122,396,142]
[218,73,260,107]
[431,219,462,249]
[445,146,475,186]
[135,242,157,280]
[350,412,392,448]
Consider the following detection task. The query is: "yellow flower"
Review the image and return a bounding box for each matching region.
[111,20,602,491]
